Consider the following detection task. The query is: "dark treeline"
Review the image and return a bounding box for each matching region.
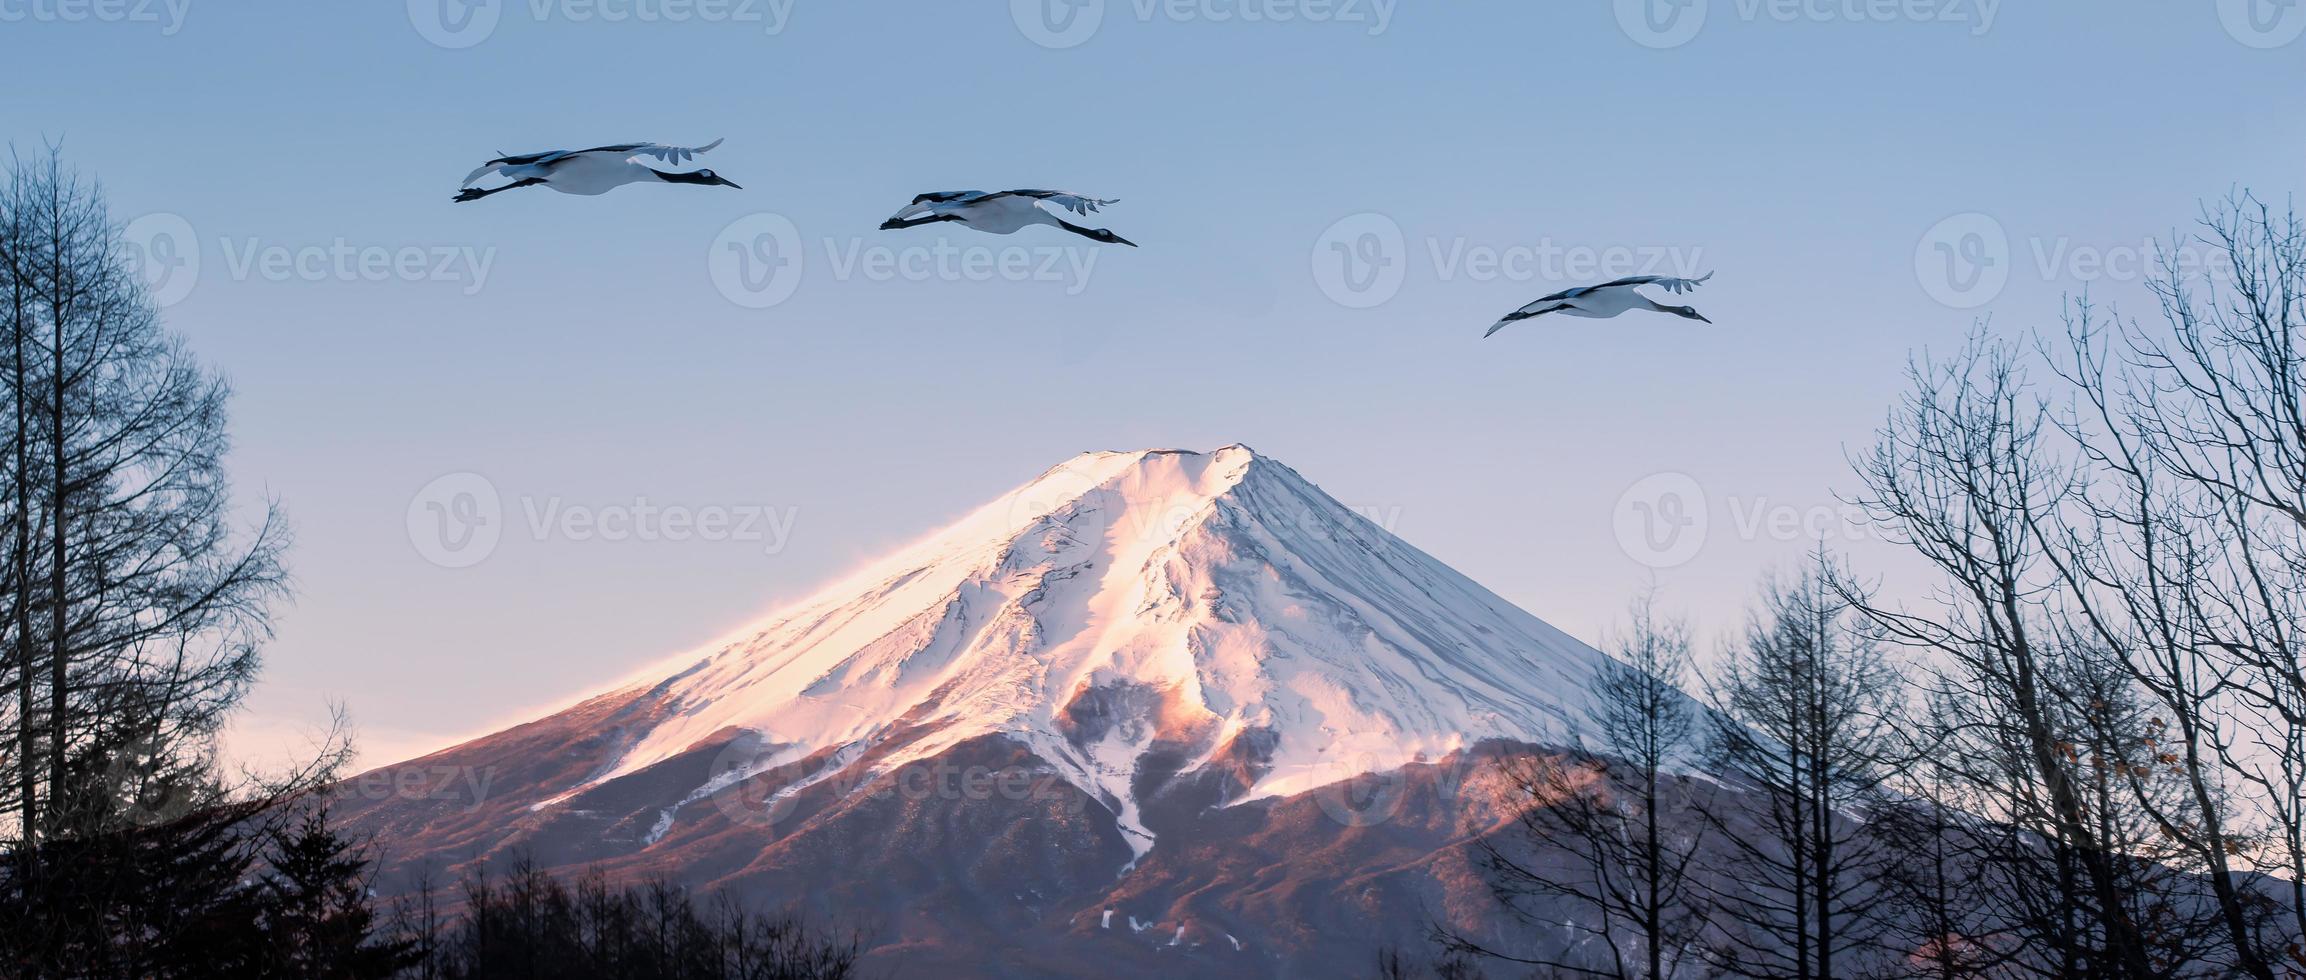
[1422,196,2306,979]
[12,794,861,978]
[0,152,859,978]
[399,857,862,980]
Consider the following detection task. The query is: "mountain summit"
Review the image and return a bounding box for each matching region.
[341,446,1621,977]
[570,445,1604,853]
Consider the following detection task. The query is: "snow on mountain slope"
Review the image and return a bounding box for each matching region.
[552,445,1612,855]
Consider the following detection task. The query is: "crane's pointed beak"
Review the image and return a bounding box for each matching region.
[720,177,743,190]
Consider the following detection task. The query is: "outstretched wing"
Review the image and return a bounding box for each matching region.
[1525,284,1594,304]
[994,190,1118,216]
[1608,272,1714,295]
[462,147,567,186]
[889,190,989,222]
[1483,300,1568,338]
[462,160,514,186]
[617,139,725,167]
[912,190,988,206]
[1527,271,1716,303]
[461,140,720,185]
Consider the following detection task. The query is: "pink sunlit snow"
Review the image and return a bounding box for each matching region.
[548,446,1613,854]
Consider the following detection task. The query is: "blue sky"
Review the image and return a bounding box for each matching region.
[4,0,2301,766]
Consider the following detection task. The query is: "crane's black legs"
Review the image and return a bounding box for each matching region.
[879,214,965,230]
[454,178,547,203]
[1505,304,1568,323]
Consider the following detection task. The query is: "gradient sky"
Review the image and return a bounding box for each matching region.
[3,0,2301,769]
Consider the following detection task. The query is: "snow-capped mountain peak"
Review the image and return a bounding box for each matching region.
[567,446,1608,853]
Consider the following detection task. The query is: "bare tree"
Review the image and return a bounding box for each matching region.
[0,149,292,844]
[1699,553,1905,980]
[1845,337,2171,978]
[2032,197,2306,975]
[0,149,320,974]
[0,147,35,842]
[1442,591,1713,978]
[1868,755,2011,979]
[1845,328,2285,977]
